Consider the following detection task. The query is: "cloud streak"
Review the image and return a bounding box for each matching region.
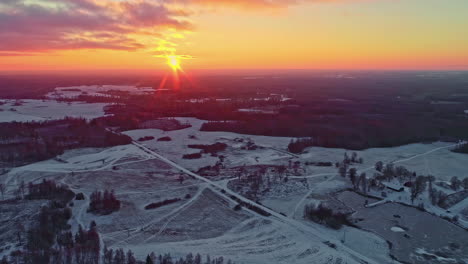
[181,0,373,10]
[0,0,374,56]
[0,0,192,54]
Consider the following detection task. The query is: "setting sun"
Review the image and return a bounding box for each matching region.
[167,55,181,71]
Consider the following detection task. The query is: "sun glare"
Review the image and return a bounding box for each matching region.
[167,55,181,71]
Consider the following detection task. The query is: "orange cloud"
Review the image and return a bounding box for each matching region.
[0,0,376,56]
[0,0,192,54]
[181,0,373,10]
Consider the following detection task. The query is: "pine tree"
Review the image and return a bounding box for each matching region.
[339,164,347,178]
[375,161,383,172]
[463,177,468,190]
[127,250,136,264]
[450,176,461,191]
[104,246,114,264]
[146,254,154,264]
[360,173,367,195]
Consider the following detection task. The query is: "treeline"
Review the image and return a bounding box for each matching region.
[200,116,467,151]
[26,179,75,202]
[0,118,131,165]
[104,249,234,264]
[288,138,314,154]
[88,190,121,215]
[453,142,468,154]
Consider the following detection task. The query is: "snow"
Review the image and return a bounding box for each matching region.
[301,141,468,181]
[0,99,108,122]
[414,248,457,263]
[128,141,386,264]
[2,114,467,263]
[5,145,151,174]
[337,191,468,263]
[123,117,295,171]
[0,136,387,263]
[390,227,405,232]
[46,85,154,99]
[237,108,276,114]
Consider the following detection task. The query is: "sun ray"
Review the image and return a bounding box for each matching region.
[167,55,181,72]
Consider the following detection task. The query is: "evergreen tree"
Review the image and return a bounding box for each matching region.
[463,177,468,190]
[375,161,383,172]
[146,254,154,264]
[450,176,461,191]
[127,250,136,264]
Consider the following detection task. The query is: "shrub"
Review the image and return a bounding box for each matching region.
[452,143,468,154]
[304,203,351,230]
[144,198,181,210]
[138,136,155,142]
[75,193,85,200]
[288,138,315,153]
[88,190,120,215]
[183,152,202,159]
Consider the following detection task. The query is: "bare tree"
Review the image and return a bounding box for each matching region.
[339,164,348,178]
[375,161,383,172]
[463,177,468,190]
[349,168,357,187]
[360,173,367,195]
[450,176,461,191]
[19,180,25,199]
[411,176,427,203]
[0,183,5,200]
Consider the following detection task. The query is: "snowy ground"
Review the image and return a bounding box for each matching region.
[46,85,155,99]
[0,141,393,263]
[337,191,468,264]
[1,114,468,263]
[0,99,108,122]
[300,142,468,182]
[123,117,295,171]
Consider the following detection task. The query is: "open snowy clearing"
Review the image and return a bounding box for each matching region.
[337,191,468,264]
[46,85,155,99]
[123,117,468,182]
[1,115,468,263]
[123,118,295,172]
[0,99,108,122]
[300,142,468,182]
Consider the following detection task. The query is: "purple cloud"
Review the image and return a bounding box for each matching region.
[0,0,192,54]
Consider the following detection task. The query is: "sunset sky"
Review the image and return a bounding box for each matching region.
[1,0,467,71]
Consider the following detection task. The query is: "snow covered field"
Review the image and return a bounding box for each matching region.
[123,117,468,182]
[1,111,468,263]
[337,191,468,264]
[0,99,108,122]
[46,85,155,99]
[123,117,295,171]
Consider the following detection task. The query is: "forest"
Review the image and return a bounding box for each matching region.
[0,118,131,166]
